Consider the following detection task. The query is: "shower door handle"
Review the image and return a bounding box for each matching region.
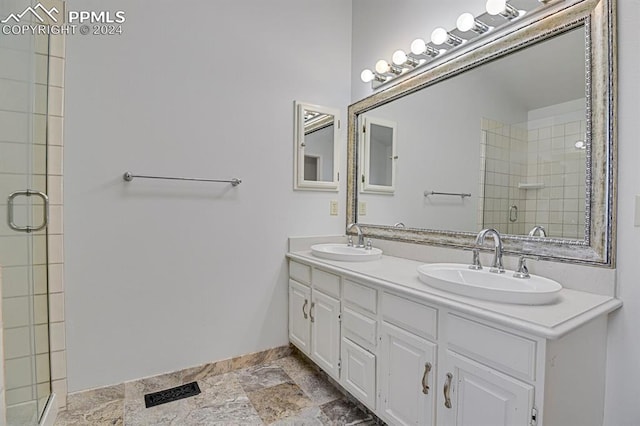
[7,190,49,233]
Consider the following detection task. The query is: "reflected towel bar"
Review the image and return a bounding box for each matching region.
[123,172,242,186]
[424,190,471,199]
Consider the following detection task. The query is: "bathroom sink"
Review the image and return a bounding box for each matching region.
[417,263,562,305]
[311,243,382,262]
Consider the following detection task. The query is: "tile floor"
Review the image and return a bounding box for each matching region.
[54,352,381,425]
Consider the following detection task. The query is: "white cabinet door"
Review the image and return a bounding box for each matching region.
[288,280,311,355]
[379,322,436,426]
[443,350,534,426]
[311,289,341,379]
[341,337,376,409]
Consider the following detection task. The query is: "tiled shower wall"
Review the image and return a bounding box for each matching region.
[0,29,67,412]
[524,118,587,239]
[479,112,587,240]
[479,119,528,236]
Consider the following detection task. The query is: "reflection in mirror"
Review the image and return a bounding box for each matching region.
[347,0,616,266]
[294,101,339,191]
[361,117,397,193]
[357,27,586,239]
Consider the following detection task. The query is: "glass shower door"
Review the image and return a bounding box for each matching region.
[0,28,52,425]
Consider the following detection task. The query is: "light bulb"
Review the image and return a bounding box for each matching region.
[392,50,408,66]
[431,27,448,45]
[410,38,426,55]
[360,69,375,83]
[456,13,475,32]
[375,59,390,74]
[486,0,507,15]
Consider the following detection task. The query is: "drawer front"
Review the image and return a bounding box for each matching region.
[447,314,537,380]
[343,279,377,314]
[313,268,341,298]
[341,337,376,410]
[382,292,437,341]
[342,306,377,350]
[289,261,311,285]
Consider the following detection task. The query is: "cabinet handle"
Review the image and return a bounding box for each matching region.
[302,299,308,319]
[422,362,432,394]
[310,302,315,323]
[444,372,453,408]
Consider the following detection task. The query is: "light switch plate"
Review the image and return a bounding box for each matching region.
[330,200,338,216]
[359,201,367,216]
[635,196,640,227]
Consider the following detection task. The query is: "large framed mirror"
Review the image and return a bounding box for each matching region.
[347,0,616,266]
[294,101,340,191]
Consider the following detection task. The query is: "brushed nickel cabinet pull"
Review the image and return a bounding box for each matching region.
[302,299,308,320]
[422,362,432,394]
[310,302,315,323]
[444,372,453,408]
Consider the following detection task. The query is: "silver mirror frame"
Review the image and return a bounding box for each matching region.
[347,0,616,267]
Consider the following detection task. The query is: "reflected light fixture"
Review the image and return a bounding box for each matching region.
[361,0,546,89]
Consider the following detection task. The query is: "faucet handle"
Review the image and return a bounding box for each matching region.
[468,248,483,270]
[347,236,353,247]
[513,255,537,279]
[365,238,372,250]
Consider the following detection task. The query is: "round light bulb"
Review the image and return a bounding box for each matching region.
[486,0,507,15]
[375,59,390,74]
[392,50,408,66]
[360,69,375,83]
[431,27,448,45]
[410,38,426,55]
[456,13,475,32]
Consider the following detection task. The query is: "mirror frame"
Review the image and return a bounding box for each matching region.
[294,101,340,191]
[347,0,616,267]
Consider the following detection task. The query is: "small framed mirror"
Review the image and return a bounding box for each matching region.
[294,101,340,191]
[360,116,397,194]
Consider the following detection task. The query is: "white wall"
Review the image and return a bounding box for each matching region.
[603,0,640,423]
[64,0,352,392]
[352,0,640,424]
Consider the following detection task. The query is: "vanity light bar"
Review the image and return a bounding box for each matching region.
[360,0,547,88]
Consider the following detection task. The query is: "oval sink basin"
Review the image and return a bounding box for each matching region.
[417,263,562,305]
[311,243,382,262]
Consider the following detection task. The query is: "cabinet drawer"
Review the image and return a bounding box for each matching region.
[342,306,377,350]
[289,261,311,285]
[382,292,437,340]
[313,268,340,298]
[343,279,377,314]
[447,314,537,380]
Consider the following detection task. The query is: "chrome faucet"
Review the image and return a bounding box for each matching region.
[474,228,505,273]
[513,256,530,279]
[347,223,365,248]
[528,225,547,237]
[513,255,539,279]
